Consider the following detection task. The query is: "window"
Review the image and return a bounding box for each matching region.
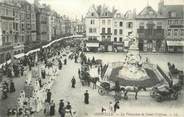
[157,22,162,29]
[181,29,184,36]
[174,29,178,36]
[108,20,111,25]
[114,37,117,42]
[89,28,93,33]
[27,24,31,29]
[139,26,144,29]
[119,29,122,35]
[13,10,15,16]
[182,20,184,25]
[119,22,123,27]
[22,36,24,42]
[157,26,162,29]
[107,36,111,41]
[102,28,105,33]
[16,23,18,31]
[90,20,95,24]
[167,29,171,36]
[22,24,24,31]
[127,22,133,28]
[175,20,178,25]
[102,36,105,40]
[168,20,172,25]
[139,22,144,29]
[128,32,132,36]
[91,13,94,16]
[7,36,9,42]
[114,29,117,35]
[114,21,117,27]
[107,28,111,33]
[93,28,96,33]
[2,36,5,44]
[102,20,105,25]
[169,11,176,18]
[6,9,8,16]
[119,37,122,42]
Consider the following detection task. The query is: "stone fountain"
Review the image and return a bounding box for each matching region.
[118,37,147,81]
[104,36,166,87]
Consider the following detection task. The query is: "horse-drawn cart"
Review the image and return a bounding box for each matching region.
[97,82,111,96]
[97,81,125,101]
[150,85,179,102]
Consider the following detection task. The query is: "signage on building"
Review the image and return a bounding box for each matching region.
[170,25,184,28]
[86,43,99,48]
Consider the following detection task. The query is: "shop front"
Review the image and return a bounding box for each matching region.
[86,42,99,52]
[100,41,113,52]
[166,40,184,53]
[113,42,124,52]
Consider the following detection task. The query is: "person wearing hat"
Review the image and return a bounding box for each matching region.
[84,90,89,104]
[46,89,52,103]
[65,102,72,117]
[58,100,65,117]
[71,76,76,88]
[114,101,120,112]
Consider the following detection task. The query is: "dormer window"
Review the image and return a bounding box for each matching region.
[168,11,176,18]
[105,12,108,16]
[91,13,94,16]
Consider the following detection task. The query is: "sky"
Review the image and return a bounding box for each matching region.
[27,0,184,19]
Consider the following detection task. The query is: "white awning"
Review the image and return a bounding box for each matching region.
[14,53,25,59]
[167,41,184,46]
[25,48,40,56]
[86,43,99,48]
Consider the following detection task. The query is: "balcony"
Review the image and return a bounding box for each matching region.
[100,32,112,35]
[137,29,164,40]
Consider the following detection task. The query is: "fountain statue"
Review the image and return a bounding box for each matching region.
[118,36,147,80]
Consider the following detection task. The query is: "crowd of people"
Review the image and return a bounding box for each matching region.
[0,37,130,117]
[3,41,81,117]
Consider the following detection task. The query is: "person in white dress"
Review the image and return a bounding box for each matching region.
[35,97,42,112]
[29,97,36,113]
[108,101,113,113]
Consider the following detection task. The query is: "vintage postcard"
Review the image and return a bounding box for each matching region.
[0,0,184,117]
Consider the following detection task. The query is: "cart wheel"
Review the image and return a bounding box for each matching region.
[98,88,106,96]
[174,92,178,100]
[156,96,162,102]
[150,91,155,98]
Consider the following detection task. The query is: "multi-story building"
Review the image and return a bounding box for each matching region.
[35,4,51,42]
[112,13,124,52]
[85,5,101,51]
[62,16,72,36]
[85,5,136,52]
[158,0,184,52]
[0,1,15,63]
[75,17,85,35]
[85,2,184,52]
[30,4,37,42]
[136,6,166,52]
[12,1,23,55]
[112,11,137,52]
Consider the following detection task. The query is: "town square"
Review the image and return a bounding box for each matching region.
[0,0,184,117]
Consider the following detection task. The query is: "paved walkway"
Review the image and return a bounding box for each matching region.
[1,53,184,117]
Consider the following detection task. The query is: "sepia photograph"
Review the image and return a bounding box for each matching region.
[0,0,184,117]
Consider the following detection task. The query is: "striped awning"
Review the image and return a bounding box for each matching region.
[167,40,184,46]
